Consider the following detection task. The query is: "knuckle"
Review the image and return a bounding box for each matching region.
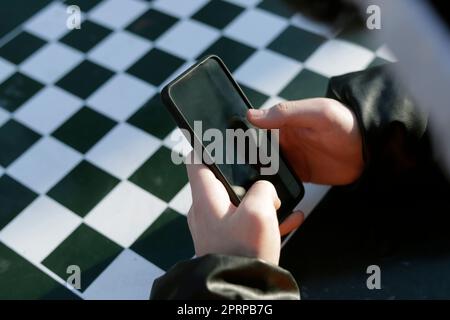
[319,98,338,120]
[253,179,271,188]
[246,207,267,225]
[253,180,276,194]
[274,102,290,116]
[248,208,273,230]
[241,200,260,216]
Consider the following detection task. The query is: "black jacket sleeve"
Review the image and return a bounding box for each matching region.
[151,65,428,300]
[150,254,300,299]
[326,65,428,168]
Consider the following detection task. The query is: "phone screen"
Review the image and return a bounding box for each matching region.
[167,57,303,216]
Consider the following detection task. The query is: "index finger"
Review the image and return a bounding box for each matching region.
[185,152,230,211]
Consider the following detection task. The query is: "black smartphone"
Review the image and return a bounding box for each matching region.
[161,55,304,221]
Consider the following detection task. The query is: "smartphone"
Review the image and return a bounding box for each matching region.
[161,55,304,221]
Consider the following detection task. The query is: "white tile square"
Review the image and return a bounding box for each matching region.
[156,20,220,60]
[89,0,148,29]
[85,180,167,247]
[235,49,302,95]
[83,249,164,300]
[169,183,192,215]
[87,73,155,121]
[7,136,81,194]
[24,2,71,40]
[86,123,161,179]
[88,31,151,72]
[152,0,209,18]
[224,8,287,48]
[0,57,15,83]
[0,196,82,263]
[14,86,83,134]
[376,44,397,62]
[305,39,375,77]
[0,107,9,127]
[20,42,83,84]
[158,60,193,91]
[260,96,286,110]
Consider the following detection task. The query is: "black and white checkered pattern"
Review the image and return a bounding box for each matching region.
[0,0,394,299]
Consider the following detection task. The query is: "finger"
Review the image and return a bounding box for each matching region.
[240,180,281,213]
[185,152,230,216]
[279,211,305,236]
[187,206,195,231]
[186,153,220,201]
[247,99,327,129]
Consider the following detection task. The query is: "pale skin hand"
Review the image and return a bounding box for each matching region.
[187,98,363,265]
[248,98,364,185]
[187,160,304,265]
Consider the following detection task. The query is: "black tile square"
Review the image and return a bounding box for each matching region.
[0,0,52,39]
[278,69,329,100]
[192,0,244,29]
[60,20,111,52]
[52,107,116,153]
[131,208,194,270]
[257,0,296,18]
[198,36,255,72]
[126,8,178,41]
[68,0,103,12]
[42,223,123,292]
[0,31,46,64]
[0,72,44,112]
[56,60,114,99]
[268,26,326,62]
[129,146,188,202]
[0,119,40,167]
[337,24,383,51]
[127,94,176,139]
[0,242,79,299]
[47,160,120,217]
[0,175,37,230]
[239,83,269,107]
[127,48,184,86]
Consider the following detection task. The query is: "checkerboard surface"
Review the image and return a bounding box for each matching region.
[0,0,393,299]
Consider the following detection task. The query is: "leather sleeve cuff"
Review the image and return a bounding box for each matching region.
[150,254,300,300]
[326,65,427,165]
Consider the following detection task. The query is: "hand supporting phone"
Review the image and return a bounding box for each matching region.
[161,55,304,222]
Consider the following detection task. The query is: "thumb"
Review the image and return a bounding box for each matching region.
[247,99,326,129]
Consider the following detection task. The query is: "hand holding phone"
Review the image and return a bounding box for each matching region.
[161,55,304,222]
[186,160,304,265]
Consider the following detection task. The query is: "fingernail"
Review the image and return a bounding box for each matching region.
[248,109,265,118]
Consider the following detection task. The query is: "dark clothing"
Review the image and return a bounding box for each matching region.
[151,254,299,299]
[151,65,447,300]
